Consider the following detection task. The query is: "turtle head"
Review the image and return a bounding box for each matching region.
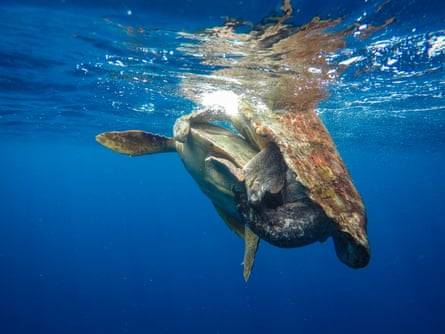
[173,116,191,143]
[333,230,370,268]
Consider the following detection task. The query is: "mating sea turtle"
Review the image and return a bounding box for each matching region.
[190,98,370,269]
[96,96,370,281]
[96,110,264,281]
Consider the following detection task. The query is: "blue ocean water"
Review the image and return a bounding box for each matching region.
[0,0,444,333]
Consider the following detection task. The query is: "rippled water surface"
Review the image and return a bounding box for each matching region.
[1,0,443,145]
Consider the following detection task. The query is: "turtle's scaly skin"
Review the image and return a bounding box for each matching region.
[238,102,369,268]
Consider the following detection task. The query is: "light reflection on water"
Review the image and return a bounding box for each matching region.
[0,0,443,145]
[90,3,443,120]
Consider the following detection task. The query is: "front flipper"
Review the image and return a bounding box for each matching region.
[213,205,260,282]
[96,130,176,156]
[205,156,245,183]
[243,225,259,282]
[243,142,286,205]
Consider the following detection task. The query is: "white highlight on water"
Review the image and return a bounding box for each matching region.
[200,90,240,116]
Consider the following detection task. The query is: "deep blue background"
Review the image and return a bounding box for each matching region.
[1,139,444,333]
[1,1,444,333]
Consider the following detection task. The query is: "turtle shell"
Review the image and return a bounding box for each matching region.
[236,101,370,268]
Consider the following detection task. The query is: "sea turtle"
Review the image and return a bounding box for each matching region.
[186,99,370,269]
[96,110,265,281]
[96,97,370,281]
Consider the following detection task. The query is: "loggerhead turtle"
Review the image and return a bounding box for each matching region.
[96,110,266,281]
[185,99,370,270]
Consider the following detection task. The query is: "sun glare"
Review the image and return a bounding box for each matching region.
[200,90,240,116]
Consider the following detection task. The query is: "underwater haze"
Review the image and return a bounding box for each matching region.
[1,0,444,333]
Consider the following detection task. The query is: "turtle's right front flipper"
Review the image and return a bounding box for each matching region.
[96,130,176,156]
